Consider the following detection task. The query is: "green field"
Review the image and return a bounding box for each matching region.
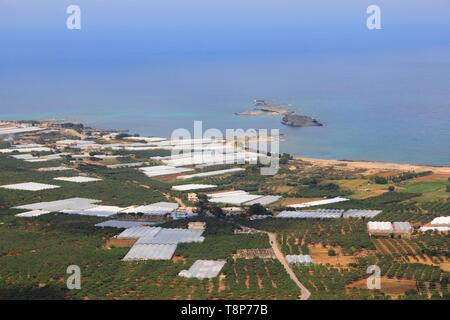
[401,179,449,203]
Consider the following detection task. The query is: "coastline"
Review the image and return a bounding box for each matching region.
[295,157,450,175]
[2,118,449,172]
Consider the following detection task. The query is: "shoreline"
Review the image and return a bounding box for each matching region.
[295,157,450,175]
[2,119,449,172]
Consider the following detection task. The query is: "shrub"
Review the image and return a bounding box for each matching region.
[247,203,268,216]
[373,176,388,184]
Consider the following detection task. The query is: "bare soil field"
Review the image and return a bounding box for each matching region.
[102,238,136,249]
[346,276,417,298]
[308,244,359,267]
[172,256,187,263]
[296,157,450,175]
[268,184,295,194]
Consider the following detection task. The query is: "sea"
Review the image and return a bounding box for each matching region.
[1,1,449,165]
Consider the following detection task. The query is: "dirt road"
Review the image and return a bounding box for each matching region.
[267,232,311,300]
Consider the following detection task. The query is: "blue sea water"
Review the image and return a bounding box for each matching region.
[0,1,449,165]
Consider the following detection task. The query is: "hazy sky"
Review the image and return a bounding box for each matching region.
[1,0,449,71]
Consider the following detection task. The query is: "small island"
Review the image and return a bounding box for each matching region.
[236,99,323,127]
[281,114,323,127]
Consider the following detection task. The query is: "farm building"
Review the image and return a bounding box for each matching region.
[207,190,280,207]
[367,222,394,236]
[0,144,51,153]
[176,168,245,180]
[139,165,194,178]
[135,228,204,245]
[277,208,382,220]
[117,226,162,239]
[343,209,382,219]
[244,195,281,206]
[92,154,125,160]
[0,124,44,135]
[123,136,166,143]
[36,166,73,172]
[430,216,450,227]
[26,154,64,162]
[209,194,262,206]
[288,197,349,209]
[12,198,129,217]
[160,151,260,167]
[277,209,344,219]
[54,176,102,183]
[13,197,102,212]
[55,139,96,147]
[178,260,226,279]
[393,222,413,236]
[173,144,235,153]
[95,220,156,229]
[0,182,60,191]
[154,138,222,148]
[62,205,125,217]
[420,226,450,234]
[106,162,148,169]
[119,145,170,151]
[286,255,313,265]
[171,184,217,191]
[16,210,50,218]
[120,227,204,261]
[12,153,64,162]
[121,202,178,215]
[8,143,45,149]
[69,154,90,159]
[420,216,450,233]
[11,154,36,160]
[122,244,177,261]
[208,190,249,198]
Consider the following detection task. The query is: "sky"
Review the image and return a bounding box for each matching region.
[1,0,449,71]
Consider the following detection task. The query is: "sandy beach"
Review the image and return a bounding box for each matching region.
[296,157,450,175]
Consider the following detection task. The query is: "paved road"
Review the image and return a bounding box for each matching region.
[267,232,311,300]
